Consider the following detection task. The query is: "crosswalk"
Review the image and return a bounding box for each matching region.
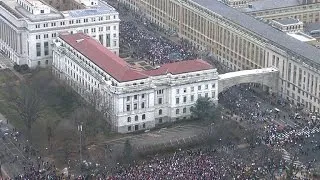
[281,148,306,169]
[281,127,320,139]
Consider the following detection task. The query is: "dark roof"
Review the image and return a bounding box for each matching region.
[275,18,300,25]
[59,33,214,82]
[191,0,320,64]
[241,0,303,12]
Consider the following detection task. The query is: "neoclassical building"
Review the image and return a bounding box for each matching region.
[52,32,218,133]
[118,0,320,113]
[0,0,119,67]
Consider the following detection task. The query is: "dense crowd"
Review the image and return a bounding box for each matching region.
[108,147,282,180]
[119,12,196,65]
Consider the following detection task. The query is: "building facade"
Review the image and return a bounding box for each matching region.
[244,1,320,24]
[117,0,320,113]
[52,33,218,133]
[0,0,119,68]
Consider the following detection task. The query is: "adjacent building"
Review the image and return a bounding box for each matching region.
[118,0,320,113]
[52,32,218,133]
[0,0,119,68]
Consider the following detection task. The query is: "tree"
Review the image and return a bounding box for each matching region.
[13,83,43,139]
[123,139,133,164]
[190,97,215,121]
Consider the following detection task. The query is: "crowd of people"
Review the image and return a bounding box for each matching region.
[108,147,282,180]
[118,7,197,65]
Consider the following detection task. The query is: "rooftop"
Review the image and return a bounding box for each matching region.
[240,0,305,12]
[274,18,301,25]
[191,0,320,64]
[287,32,316,42]
[42,0,84,11]
[1,0,117,22]
[59,33,214,82]
[304,22,320,36]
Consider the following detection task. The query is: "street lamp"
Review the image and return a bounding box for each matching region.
[77,123,83,163]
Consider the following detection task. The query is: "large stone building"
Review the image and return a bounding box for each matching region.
[0,0,119,67]
[240,0,320,24]
[118,0,320,113]
[52,32,219,133]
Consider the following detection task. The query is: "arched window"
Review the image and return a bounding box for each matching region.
[135,115,138,121]
[159,109,162,115]
[142,114,146,120]
[127,117,131,122]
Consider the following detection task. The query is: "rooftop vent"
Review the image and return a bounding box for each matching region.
[76,39,84,43]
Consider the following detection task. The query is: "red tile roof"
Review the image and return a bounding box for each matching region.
[59,33,214,82]
[144,60,213,76]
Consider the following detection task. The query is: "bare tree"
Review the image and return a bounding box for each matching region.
[13,83,43,139]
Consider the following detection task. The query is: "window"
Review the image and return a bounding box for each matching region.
[44,42,49,56]
[44,34,48,39]
[176,89,179,94]
[198,85,202,90]
[113,26,117,30]
[143,123,146,128]
[126,96,130,101]
[183,88,187,93]
[52,33,57,38]
[126,105,130,111]
[134,95,138,100]
[99,27,103,32]
[91,28,96,33]
[43,23,48,27]
[84,29,88,33]
[113,33,117,38]
[135,115,138,121]
[205,84,209,89]
[128,126,131,131]
[176,109,180,114]
[159,118,163,123]
[106,26,110,30]
[40,10,44,14]
[159,109,162,115]
[84,19,88,23]
[37,61,41,66]
[127,117,131,122]
[191,95,194,102]
[142,114,146,120]
[212,84,216,88]
[36,35,40,40]
[45,60,48,65]
[191,87,194,92]
[141,102,145,109]
[99,34,103,44]
[134,103,137,110]
[176,98,180,104]
[157,89,163,94]
[60,21,65,25]
[198,94,202,98]
[141,94,145,99]
[36,43,41,57]
[113,41,117,47]
[183,96,187,103]
[212,91,216,98]
[35,24,40,28]
[158,98,162,104]
[205,93,208,98]
[183,108,187,113]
